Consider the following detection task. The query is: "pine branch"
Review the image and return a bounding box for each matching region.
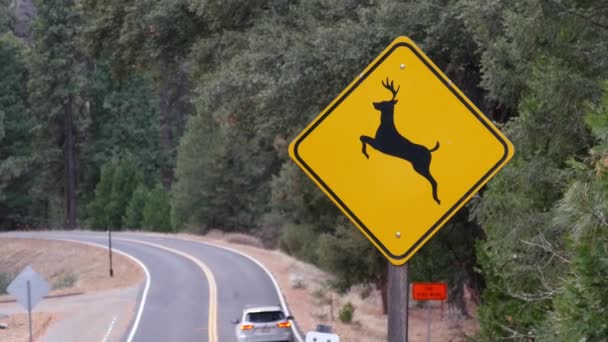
[546,0,608,30]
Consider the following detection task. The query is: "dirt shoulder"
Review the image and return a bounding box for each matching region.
[0,238,143,341]
[171,231,479,342]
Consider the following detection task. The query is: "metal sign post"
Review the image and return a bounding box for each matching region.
[426,301,432,342]
[411,282,448,342]
[27,280,32,342]
[7,266,50,342]
[388,263,408,342]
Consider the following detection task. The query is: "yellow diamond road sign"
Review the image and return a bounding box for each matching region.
[288,37,514,265]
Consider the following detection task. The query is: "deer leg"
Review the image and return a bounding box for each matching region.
[414,166,441,205]
[360,136,374,159]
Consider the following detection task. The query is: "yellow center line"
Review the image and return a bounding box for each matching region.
[116,237,218,342]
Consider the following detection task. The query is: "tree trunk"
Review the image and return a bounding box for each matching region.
[63,94,78,229]
[158,60,174,189]
[447,279,470,320]
[378,276,389,315]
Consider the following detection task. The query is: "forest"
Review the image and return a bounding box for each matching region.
[1,0,607,339]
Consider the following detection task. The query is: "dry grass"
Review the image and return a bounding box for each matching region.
[0,312,57,342]
[0,238,143,299]
[223,233,265,248]
[201,230,265,248]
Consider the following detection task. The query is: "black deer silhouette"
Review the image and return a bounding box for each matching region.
[359,78,441,204]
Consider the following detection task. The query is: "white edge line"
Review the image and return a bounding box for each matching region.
[101,315,117,342]
[158,236,305,342]
[55,238,151,342]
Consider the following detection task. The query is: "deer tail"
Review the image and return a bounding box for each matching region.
[429,141,440,152]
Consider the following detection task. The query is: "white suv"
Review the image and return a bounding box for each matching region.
[233,305,294,342]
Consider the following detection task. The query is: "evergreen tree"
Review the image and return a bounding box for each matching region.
[87,158,143,229]
[108,158,143,228]
[0,32,32,229]
[125,184,148,229]
[464,0,608,338]
[545,86,608,341]
[171,112,233,231]
[87,162,116,229]
[80,65,161,208]
[80,0,210,187]
[28,0,89,228]
[143,184,172,232]
[0,0,10,33]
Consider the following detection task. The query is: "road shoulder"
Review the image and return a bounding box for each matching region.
[0,238,144,342]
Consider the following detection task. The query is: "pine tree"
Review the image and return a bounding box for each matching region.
[125,184,148,229]
[87,162,116,229]
[143,184,172,232]
[464,0,608,338]
[546,86,608,341]
[87,158,143,229]
[28,0,89,228]
[0,32,33,229]
[80,64,162,205]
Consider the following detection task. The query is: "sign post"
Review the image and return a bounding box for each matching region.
[289,36,514,342]
[27,280,32,342]
[412,282,447,342]
[387,263,408,342]
[6,266,50,342]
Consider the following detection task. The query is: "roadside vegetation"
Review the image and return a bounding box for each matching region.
[0,272,12,295]
[0,0,607,339]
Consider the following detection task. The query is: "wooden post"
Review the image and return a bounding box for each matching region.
[108,228,114,277]
[388,262,408,342]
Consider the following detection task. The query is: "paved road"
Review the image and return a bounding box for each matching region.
[1,231,294,342]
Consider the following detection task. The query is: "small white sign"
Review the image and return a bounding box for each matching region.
[306,331,340,342]
[6,265,51,310]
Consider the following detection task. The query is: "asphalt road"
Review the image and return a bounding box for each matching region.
[1,231,294,342]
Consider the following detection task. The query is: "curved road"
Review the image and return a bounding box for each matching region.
[2,231,300,342]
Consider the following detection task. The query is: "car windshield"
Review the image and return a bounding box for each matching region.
[246,311,285,323]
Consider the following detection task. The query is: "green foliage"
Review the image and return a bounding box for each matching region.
[548,181,608,341]
[82,65,161,182]
[0,271,13,294]
[87,159,143,229]
[124,184,148,229]
[468,0,608,337]
[0,0,10,33]
[171,112,229,231]
[27,0,90,228]
[338,302,355,324]
[51,271,77,290]
[0,32,33,229]
[409,208,484,317]
[317,224,386,294]
[542,87,608,341]
[108,158,143,228]
[87,162,116,229]
[279,223,320,265]
[142,185,172,232]
[0,107,4,140]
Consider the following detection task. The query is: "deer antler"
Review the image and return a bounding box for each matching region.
[381,78,400,101]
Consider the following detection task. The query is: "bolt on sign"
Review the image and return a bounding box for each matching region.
[412,282,447,301]
[288,36,514,265]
